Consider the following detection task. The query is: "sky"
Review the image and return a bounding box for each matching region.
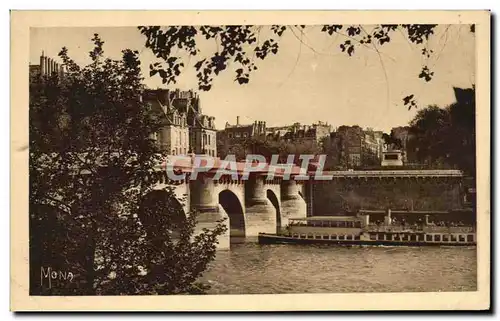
[30,25,475,132]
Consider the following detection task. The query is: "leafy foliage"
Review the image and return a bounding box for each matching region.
[30,34,226,295]
[407,86,476,175]
[136,24,472,109]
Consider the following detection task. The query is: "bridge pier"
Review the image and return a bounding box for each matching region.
[190,177,230,249]
[280,180,307,233]
[244,174,277,236]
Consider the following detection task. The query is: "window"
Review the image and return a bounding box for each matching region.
[426,235,433,242]
[228,133,233,138]
[434,235,441,242]
[467,235,474,242]
[243,132,248,138]
[235,132,241,138]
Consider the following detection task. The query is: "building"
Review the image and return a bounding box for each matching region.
[144,88,217,156]
[266,121,332,143]
[29,52,65,80]
[363,129,385,159]
[219,117,267,141]
[190,114,217,157]
[335,125,363,167]
[143,89,190,155]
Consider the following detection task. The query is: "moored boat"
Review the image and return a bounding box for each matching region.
[258,214,476,247]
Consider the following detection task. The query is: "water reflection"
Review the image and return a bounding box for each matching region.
[202,242,477,294]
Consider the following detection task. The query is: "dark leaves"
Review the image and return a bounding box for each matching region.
[418,66,434,82]
[340,40,355,56]
[271,25,287,37]
[321,25,343,35]
[346,26,361,36]
[421,47,433,58]
[402,24,437,44]
[140,24,441,92]
[403,94,417,110]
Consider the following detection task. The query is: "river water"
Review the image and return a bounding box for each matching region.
[202,242,477,294]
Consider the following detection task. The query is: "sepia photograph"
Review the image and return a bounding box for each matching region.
[10,10,490,311]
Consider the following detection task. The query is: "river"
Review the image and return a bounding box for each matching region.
[202,242,477,294]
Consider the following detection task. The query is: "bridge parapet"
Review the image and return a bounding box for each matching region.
[323,169,464,178]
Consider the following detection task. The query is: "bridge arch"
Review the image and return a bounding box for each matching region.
[219,189,246,239]
[139,189,186,239]
[267,189,281,234]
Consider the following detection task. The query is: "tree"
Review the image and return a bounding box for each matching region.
[138,24,474,109]
[407,86,476,175]
[29,34,226,295]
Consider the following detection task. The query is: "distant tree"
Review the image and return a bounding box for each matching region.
[29,34,226,295]
[138,24,474,109]
[407,86,475,175]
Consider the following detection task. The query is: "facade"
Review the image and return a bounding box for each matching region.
[190,114,217,157]
[219,118,331,144]
[363,129,385,159]
[327,126,386,169]
[144,89,190,155]
[335,125,364,167]
[145,88,217,156]
[266,121,331,143]
[220,116,267,141]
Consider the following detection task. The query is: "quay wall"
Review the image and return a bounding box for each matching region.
[312,176,464,216]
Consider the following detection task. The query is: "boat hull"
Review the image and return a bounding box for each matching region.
[258,233,476,247]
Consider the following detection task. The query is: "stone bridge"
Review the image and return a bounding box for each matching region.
[148,156,467,249]
[150,157,308,249]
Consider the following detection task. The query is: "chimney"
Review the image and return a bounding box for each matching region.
[39,53,44,75]
[42,57,47,76]
[236,116,240,126]
[45,57,50,75]
[49,58,54,75]
[45,57,49,76]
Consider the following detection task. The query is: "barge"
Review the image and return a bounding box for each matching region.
[258,215,476,247]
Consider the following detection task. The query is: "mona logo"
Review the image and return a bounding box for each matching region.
[40,266,74,289]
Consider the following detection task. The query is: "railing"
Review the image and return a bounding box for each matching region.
[289,220,362,228]
[365,224,424,233]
